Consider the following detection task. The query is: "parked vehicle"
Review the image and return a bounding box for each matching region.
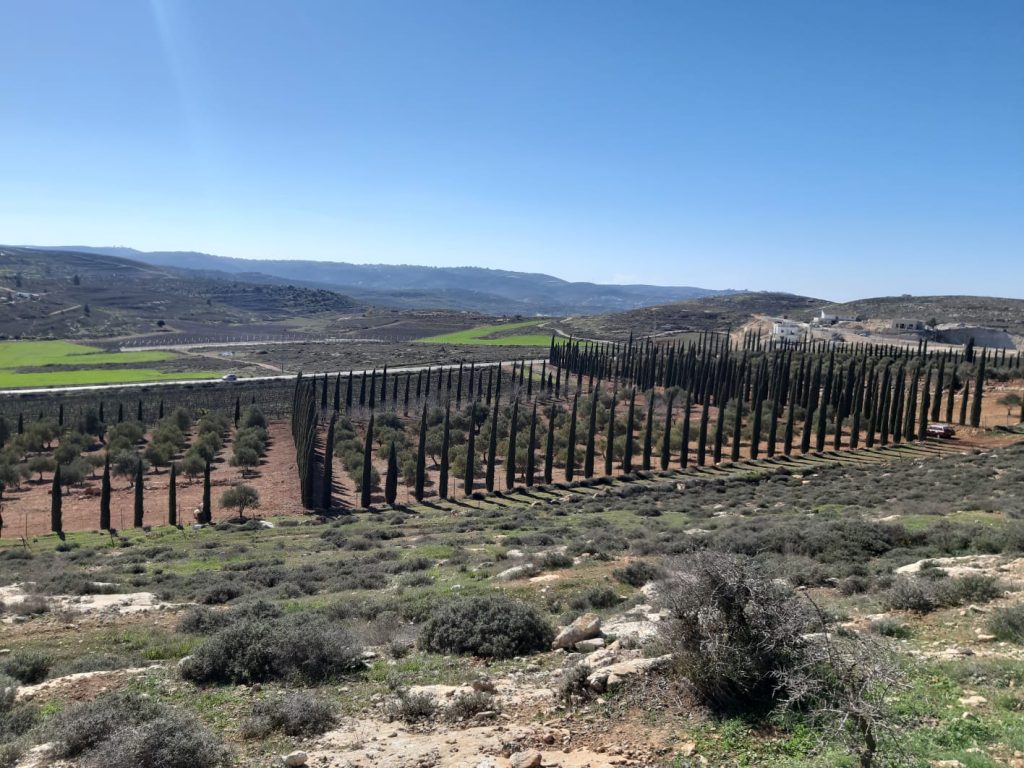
[925,423,956,438]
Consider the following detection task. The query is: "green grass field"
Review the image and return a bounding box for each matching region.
[0,340,218,388]
[417,320,556,346]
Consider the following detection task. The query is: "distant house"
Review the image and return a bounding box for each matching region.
[772,320,805,343]
[812,310,857,325]
[891,318,925,332]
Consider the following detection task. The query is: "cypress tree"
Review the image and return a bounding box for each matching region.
[584,391,598,478]
[100,455,111,530]
[814,377,829,452]
[697,398,710,466]
[439,405,451,499]
[368,369,377,410]
[359,371,367,407]
[202,460,212,523]
[970,354,985,427]
[783,398,795,456]
[730,397,743,462]
[918,370,932,440]
[750,391,764,459]
[322,415,336,511]
[117,402,124,423]
[766,381,781,458]
[605,393,617,475]
[133,460,144,527]
[506,398,519,490]
[17,413,23,434]
[660,392,674,470]
[345,372,353,411]
[137,399,143,421]
[680,391,691,468]
[959,380,970,426]
[945,372,955,423]
[403,373,411,415]
[380,366,388,408]
[565,392,579,481]
[384,442,398,505]
[58,403,64,427]
[623,389,636,472]
[641,394,654,471]
[51,465,62,534]
[320,374,328,409]
[414,406,427,502]
[99,402,104,423]
[801,360,821,453]
[361,415,375,507]
[892,368,906,444]
[233,396,241,426]
[712,398,725,464]
[485,400,499,492]
[544,400,557,484]
[334,374,342,412]
[464,402,477,495]
[526,401,538,487]
[168,462,177,525]
[931,360,944,422]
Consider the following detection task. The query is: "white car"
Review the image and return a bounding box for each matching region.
[221,373,238,382]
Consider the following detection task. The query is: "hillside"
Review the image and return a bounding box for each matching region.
[558,291,823,340]
[819,295,1024,336]
[43,246,734,315]
[0,247,359,340]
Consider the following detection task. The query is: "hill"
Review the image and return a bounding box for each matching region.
[819,295,1024,336]
[558,291,823,340]
[0,246,358,340]
[42,246,734,315]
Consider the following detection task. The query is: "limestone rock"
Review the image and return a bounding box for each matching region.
[552,613,601,650]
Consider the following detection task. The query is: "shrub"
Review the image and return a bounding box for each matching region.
[446,690,497,721]
[570,586,620,611]
[180,616,363,685]
[1,651,51,684]
[49,691,167,758]
[558,663,594,707]
[658,553,814,712]
[419,595,553,659]
[84,709,231,768]
[537,551,574,570]
[613,559,665,588]
[385,690,437,723]
[868,617,912,639]
[987,604,1024,644]
[0,672,17,714]
[884,574,1003,614]
[240,692,336,738]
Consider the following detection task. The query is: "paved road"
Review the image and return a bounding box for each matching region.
[0,359,546,397]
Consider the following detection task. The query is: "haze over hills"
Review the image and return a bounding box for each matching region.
[38,246,735,316]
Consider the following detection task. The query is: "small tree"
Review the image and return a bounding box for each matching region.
[220,483,260,520]
[384,442,399,505]
[997,393,1022,421]
[50,465,62,534]
[133,459,145,527]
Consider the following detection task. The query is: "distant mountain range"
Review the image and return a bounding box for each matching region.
[38,246,735,315]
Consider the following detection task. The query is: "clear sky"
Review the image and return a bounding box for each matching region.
[1,1,1021,300]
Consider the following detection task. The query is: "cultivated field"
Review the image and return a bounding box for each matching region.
[0,333,1023,768]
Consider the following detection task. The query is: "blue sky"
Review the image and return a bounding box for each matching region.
[1,1,1021,300]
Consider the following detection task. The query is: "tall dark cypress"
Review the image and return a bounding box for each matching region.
[100,455,111,530]
[360,415,374,508]
[168,462,177,525]
[750,389,764,460]
[931,359,944,422]
[485,400,499,492]
[697,398,710,466]
[584,392,598,478]
[565,392,579,481]
[345,372,353,411]
[970,354,985,427]
[623,389,636,473]
[117,402,124,423]
[384,441,398,505]
[525,402,538,486]
[712,398,725,464]
[605,393,617,475]
[959,380,970,426]
[730,397,743,462]
[234,396,241,427]
[464,403,476,495]
[320,374,328,409]
[660,392,674,470]
[641,395,654,471]
[680,392,691,468]
[369,369,377,410]
[439,405,451,499]
[201,460,212,523]
[414,406,427,502]
[334,374,342,412]
[918,370,932,440]
[359,371,367,407]
[133,460,144,527]
[51,465,62,534]
[783,398,796,456]
[766,381,781,458]
[506,398,519,490]
[801,359,821,453]
[544,400,557,484]
[137,399,143,421]
[322,415,336,511]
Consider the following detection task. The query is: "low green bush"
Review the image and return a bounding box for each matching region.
[419,595,553,659]
[987,604,1024,644]
[240,692,336,738]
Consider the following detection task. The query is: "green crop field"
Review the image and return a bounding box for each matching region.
[417,320,556,346]
[0,340,219,389]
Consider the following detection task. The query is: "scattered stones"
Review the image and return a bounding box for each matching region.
[958,695,988,708]
[574,638,605,653]
[587,655,673,693]
[283,750,308,766]
[552,613,601,650]
[509,750,542,768]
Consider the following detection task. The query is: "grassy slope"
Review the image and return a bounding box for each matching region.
[0,340,217,388]
[417,320,555,346]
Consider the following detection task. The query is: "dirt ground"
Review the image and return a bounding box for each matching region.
[1,421,304,538]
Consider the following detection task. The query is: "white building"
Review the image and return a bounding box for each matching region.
[772,320,805,343]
